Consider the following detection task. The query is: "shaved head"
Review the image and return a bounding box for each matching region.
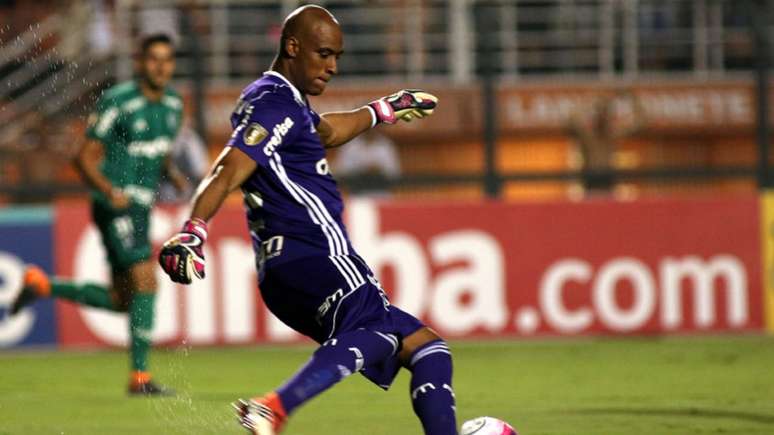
[272,4,344,96]
[281,5,339,54]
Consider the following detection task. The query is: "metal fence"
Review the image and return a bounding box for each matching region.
[0,0,772,203]
[114,0,770,84]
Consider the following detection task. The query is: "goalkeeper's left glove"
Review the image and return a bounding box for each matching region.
[158,218,208,285]
[367,89,438,124]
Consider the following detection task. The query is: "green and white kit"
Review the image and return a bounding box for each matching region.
[86,81,183,271]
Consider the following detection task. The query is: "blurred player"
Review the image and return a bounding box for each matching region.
[11,33,187,395]
[158,5,456,434]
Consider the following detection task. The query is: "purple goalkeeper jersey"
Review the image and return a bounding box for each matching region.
[226,74,427,390]
[227,71,356,277]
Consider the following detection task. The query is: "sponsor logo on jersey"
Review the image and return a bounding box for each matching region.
[262,117,294,156]
[243,123,268,146]
[126,137,171,158]
[316,288,344,324]
[120,185,155,207]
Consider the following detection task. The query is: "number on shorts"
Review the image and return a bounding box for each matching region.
[113,216,135,248]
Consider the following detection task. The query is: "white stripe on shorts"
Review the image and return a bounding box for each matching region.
[410,343,451,367]
[373,331,399,355]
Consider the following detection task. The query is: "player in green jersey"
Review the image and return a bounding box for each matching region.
[11,34,189,396]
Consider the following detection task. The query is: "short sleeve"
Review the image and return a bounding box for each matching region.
[86,95,121,142]
[227,96,300,167]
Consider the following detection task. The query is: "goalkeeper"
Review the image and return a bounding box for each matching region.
[158,5,455,434]
[11,34,187,396]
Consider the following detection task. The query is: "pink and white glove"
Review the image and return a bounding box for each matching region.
[367,89,438,125]
[158,218,208,284]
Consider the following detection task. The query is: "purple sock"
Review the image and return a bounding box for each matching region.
[277,329,396,414]
[408,340,458,435]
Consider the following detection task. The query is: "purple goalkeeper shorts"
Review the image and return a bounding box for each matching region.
[259,253,424,389]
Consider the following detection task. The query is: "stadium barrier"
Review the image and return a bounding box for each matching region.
[0,207,57,347]
[0,195,766,349]
[194,80,767,143]
[760,191,774,334]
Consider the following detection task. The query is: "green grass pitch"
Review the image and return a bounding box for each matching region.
[1,336,773,435]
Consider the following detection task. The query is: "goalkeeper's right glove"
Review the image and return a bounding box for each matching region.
[158,218,207,284]
[367,89,438,124]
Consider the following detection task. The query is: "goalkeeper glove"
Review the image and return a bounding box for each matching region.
[368,89,438,125]
[158,218,208,284]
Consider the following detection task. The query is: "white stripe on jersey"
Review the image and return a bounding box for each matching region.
[294,182,351,256]
[326,257,369,337]
[269,154,347,255]
[268,157,336,254]
[330,255,365,290]
[248,90,273,104]
[271,154,350,255]
[338,256,364,288]
[328,285,361,339]
[268,152,365,291]
[329,255,357,290]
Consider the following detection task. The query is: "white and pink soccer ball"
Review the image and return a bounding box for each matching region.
[460,416,517,435]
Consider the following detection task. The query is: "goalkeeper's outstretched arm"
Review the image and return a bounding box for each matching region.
[318,89,438,148]
[158,147,256,284]
[317,107,373,148]
[190,147,257,222]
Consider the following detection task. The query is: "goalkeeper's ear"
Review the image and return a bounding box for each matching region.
[281,35,300,59]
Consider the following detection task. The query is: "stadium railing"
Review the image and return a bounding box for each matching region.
[0,0,772,202]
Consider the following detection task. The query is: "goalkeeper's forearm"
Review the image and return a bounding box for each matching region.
[319,107,373,148]
[190,147,257,222]
[189,165,232,223]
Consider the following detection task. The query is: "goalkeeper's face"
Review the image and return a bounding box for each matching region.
[140,42,176,91]
[294,21,343,96]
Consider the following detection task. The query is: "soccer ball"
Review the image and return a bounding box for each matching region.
[460,416,517,435]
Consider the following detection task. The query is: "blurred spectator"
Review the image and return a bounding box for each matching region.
[567,90,646,197]
[88,0,114,58]
[3,0,53,37]
[15,111,54,202]
[159,123,209,203]
[58,0,90,62]
[138,4,180,44]
[333,128,401,196]
[385,0,426,76]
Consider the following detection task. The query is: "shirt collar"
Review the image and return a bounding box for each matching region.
[264,70,306,106]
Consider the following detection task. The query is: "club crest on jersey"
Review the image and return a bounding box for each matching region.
[243,123,269,146]
[133,118,148,132]
[262,117,294,156]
